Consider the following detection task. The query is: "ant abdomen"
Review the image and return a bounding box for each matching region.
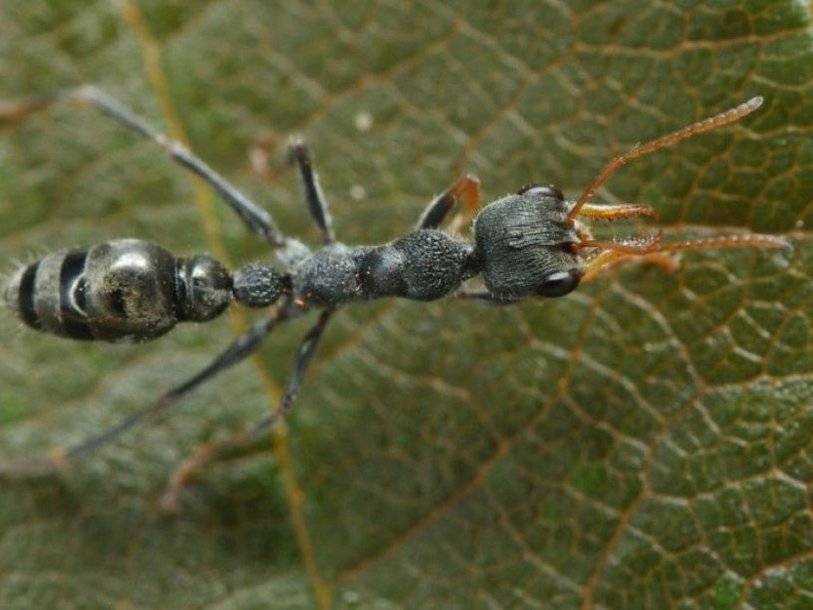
[4,239,233,342]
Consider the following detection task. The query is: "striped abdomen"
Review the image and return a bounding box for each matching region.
[4,239,233,342]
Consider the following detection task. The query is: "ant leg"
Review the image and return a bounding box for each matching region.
[0,310,289,481]
[0,86,287,248]
[417,174,481,230]
[160,308,335,511]
[256,307,335,431]
[454,288,519,305]
[288,138,335,244]
[580,233,790,283]
[567,97,764,221]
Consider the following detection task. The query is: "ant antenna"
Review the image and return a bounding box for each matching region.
[567,96,764,221]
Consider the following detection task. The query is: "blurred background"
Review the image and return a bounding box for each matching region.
[0,2,811,609]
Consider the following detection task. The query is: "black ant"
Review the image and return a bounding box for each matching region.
[0,88,789,497]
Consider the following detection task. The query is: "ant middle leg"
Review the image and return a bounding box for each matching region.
[417,174,481,230]
[288,138,335,244]
[0,309,290,482]
[0,86,288,248]
[161,308,335,512]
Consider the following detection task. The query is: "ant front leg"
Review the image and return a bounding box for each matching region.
[288,138,335,244]
[416,174,481,230]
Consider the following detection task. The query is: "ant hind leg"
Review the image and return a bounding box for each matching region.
[160,308,335,512]
[0,86,288,248]
[0,310,289,482]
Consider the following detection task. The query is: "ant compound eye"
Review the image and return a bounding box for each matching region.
[517,183,564,200]
[537,269,581,297]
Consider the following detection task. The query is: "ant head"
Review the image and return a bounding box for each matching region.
[473,184,582,300]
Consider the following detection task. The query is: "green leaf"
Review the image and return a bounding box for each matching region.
[1,1,811,608]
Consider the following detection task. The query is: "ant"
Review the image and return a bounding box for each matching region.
[0,88,789,500]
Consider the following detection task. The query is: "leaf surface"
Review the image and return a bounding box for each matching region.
[0,1,811,608]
